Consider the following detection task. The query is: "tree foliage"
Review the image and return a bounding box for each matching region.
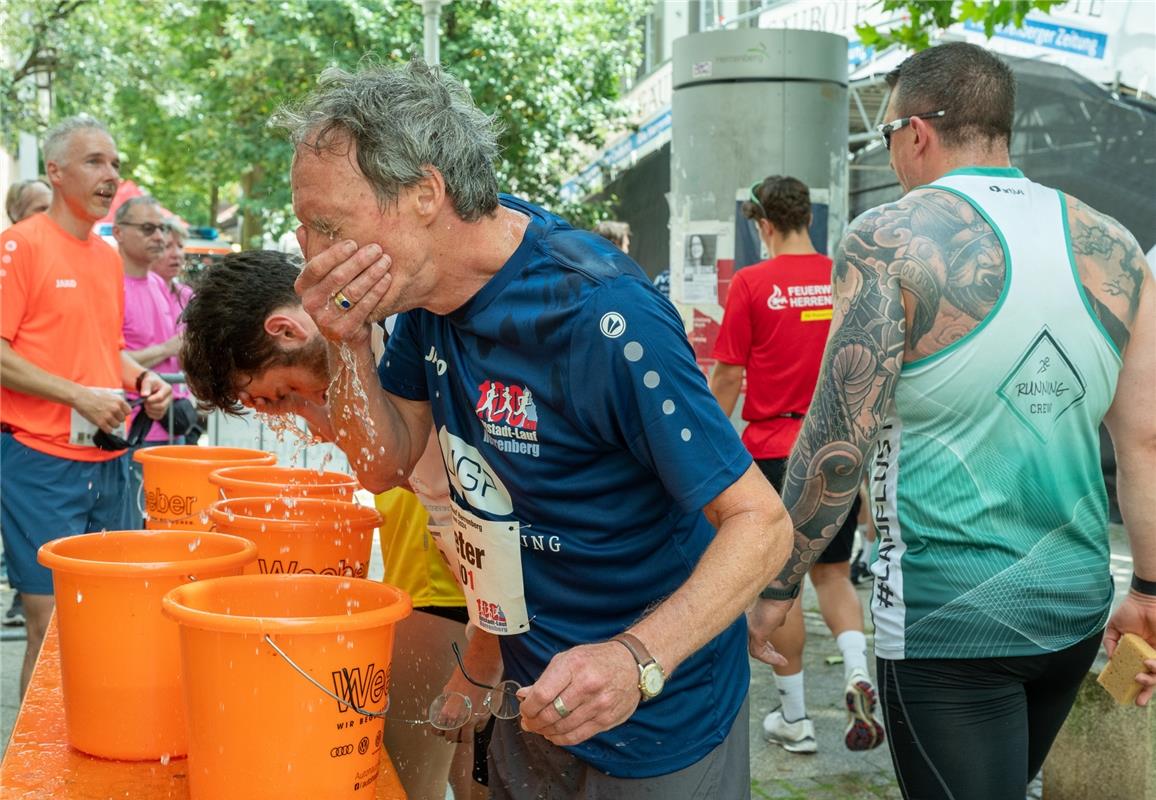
[1,0,647,242]
[856,0,1065,52]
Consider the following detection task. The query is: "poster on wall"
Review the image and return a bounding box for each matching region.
[672,222,730,306]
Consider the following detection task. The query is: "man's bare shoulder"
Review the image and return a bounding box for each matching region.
[1064,194,1149,354]
[841,189,1005,361]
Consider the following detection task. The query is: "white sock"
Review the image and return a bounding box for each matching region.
[773,670,807,722]
[837,630,869,679]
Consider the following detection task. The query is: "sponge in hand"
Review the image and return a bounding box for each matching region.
[1097,633,1156,705]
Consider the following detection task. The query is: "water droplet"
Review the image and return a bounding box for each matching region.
[76,591,83,603]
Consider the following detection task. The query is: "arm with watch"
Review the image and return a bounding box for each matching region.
[1101,274,1156,707]
[122,352,173,421]
[517,462,793,747]
[746,214,908,663]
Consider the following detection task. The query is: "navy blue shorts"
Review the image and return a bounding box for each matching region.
[0,433,131,595]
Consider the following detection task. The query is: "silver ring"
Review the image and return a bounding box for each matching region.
[333,290,352,311]
[552,695,570,719]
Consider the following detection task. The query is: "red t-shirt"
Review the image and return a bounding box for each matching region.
[711,253,834,459]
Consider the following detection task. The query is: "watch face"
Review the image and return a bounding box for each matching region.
[640,663,665,698]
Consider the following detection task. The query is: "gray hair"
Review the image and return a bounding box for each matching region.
[593,221,631,247]
[115,195,162,224]
[273,58,501,222]
[43,115,112,165]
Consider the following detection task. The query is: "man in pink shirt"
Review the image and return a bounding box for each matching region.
[116,196,184,522]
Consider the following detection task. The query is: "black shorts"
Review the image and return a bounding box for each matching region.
[756,456,859,564]
[878,632,1100,799]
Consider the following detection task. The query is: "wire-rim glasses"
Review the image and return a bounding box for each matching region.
[263,634,522,731]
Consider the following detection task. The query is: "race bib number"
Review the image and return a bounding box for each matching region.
[446,504,529,635]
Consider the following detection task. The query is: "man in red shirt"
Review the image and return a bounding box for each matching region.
[0,116,171,699]
[711,176,882,754]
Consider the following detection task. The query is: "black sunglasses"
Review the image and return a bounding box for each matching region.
[876,110,947,150]
[118,221,170,236]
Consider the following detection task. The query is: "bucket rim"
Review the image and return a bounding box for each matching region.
[37,530,258,577]
[161,574,413,634]
[208,497,382,530]
[133,445,276,465]
[208,465,360,490]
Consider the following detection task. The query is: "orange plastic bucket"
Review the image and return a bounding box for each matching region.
[209,497,381,579]
[134,446,276,530]
[162,574,412,800]
[209,465,360,502]
[37,530,258,760]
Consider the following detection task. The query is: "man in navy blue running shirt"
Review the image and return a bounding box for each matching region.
[275,59,793,797]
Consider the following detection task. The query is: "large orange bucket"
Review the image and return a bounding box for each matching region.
[209,497,381,579]
[37,530,258,760]
[162,574,412,800]
[209,465,360,502]
[134,446,276,530]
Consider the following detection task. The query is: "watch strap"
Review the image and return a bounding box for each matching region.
[612,632,656,668]
[759,582,801,601]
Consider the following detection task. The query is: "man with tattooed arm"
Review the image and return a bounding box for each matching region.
[746,42,1155,799]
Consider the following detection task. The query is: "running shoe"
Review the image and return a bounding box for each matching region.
[3,593,25,627]
[762,710,817,754]
[844,667,885,751]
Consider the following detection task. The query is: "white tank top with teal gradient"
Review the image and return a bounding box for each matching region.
[870,167,1122,660]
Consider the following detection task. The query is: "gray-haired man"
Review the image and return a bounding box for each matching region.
[271,59,794,798]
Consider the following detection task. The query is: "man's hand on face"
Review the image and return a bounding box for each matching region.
[295,236,392,346]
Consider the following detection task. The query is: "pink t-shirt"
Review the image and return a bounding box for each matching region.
[123,270,187,441]
[163,280,194,332]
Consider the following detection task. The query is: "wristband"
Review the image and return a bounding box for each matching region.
[759,582,801,601]
[1132,574,1156,597]
[135,371,151,393]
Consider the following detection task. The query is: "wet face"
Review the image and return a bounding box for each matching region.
[115,203,168,267]
[291,133,429,317]
[236,334,331,408]
[48,129,120,224]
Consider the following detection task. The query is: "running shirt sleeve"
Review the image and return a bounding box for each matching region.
[712,270,752,365]
[0,228,32,342]
[567,277,751,514]
[378,310,429,401]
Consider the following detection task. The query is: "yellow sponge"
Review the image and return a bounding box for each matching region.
[1097,633,1156,705]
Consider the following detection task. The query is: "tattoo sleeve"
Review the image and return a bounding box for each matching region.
[1067,197,1147,353]
[771,207,909,589]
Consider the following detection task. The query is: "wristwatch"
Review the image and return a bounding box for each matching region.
[759,582,801,601]
[612,632,666,701]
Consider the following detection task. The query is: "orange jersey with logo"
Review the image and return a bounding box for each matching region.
[1,214,126,461]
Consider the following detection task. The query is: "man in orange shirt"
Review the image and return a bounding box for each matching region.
[0,116,172,698]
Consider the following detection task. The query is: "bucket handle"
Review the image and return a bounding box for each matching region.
[263,634,387,719]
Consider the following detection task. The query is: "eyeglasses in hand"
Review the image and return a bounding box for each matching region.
[263,635,522,730]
